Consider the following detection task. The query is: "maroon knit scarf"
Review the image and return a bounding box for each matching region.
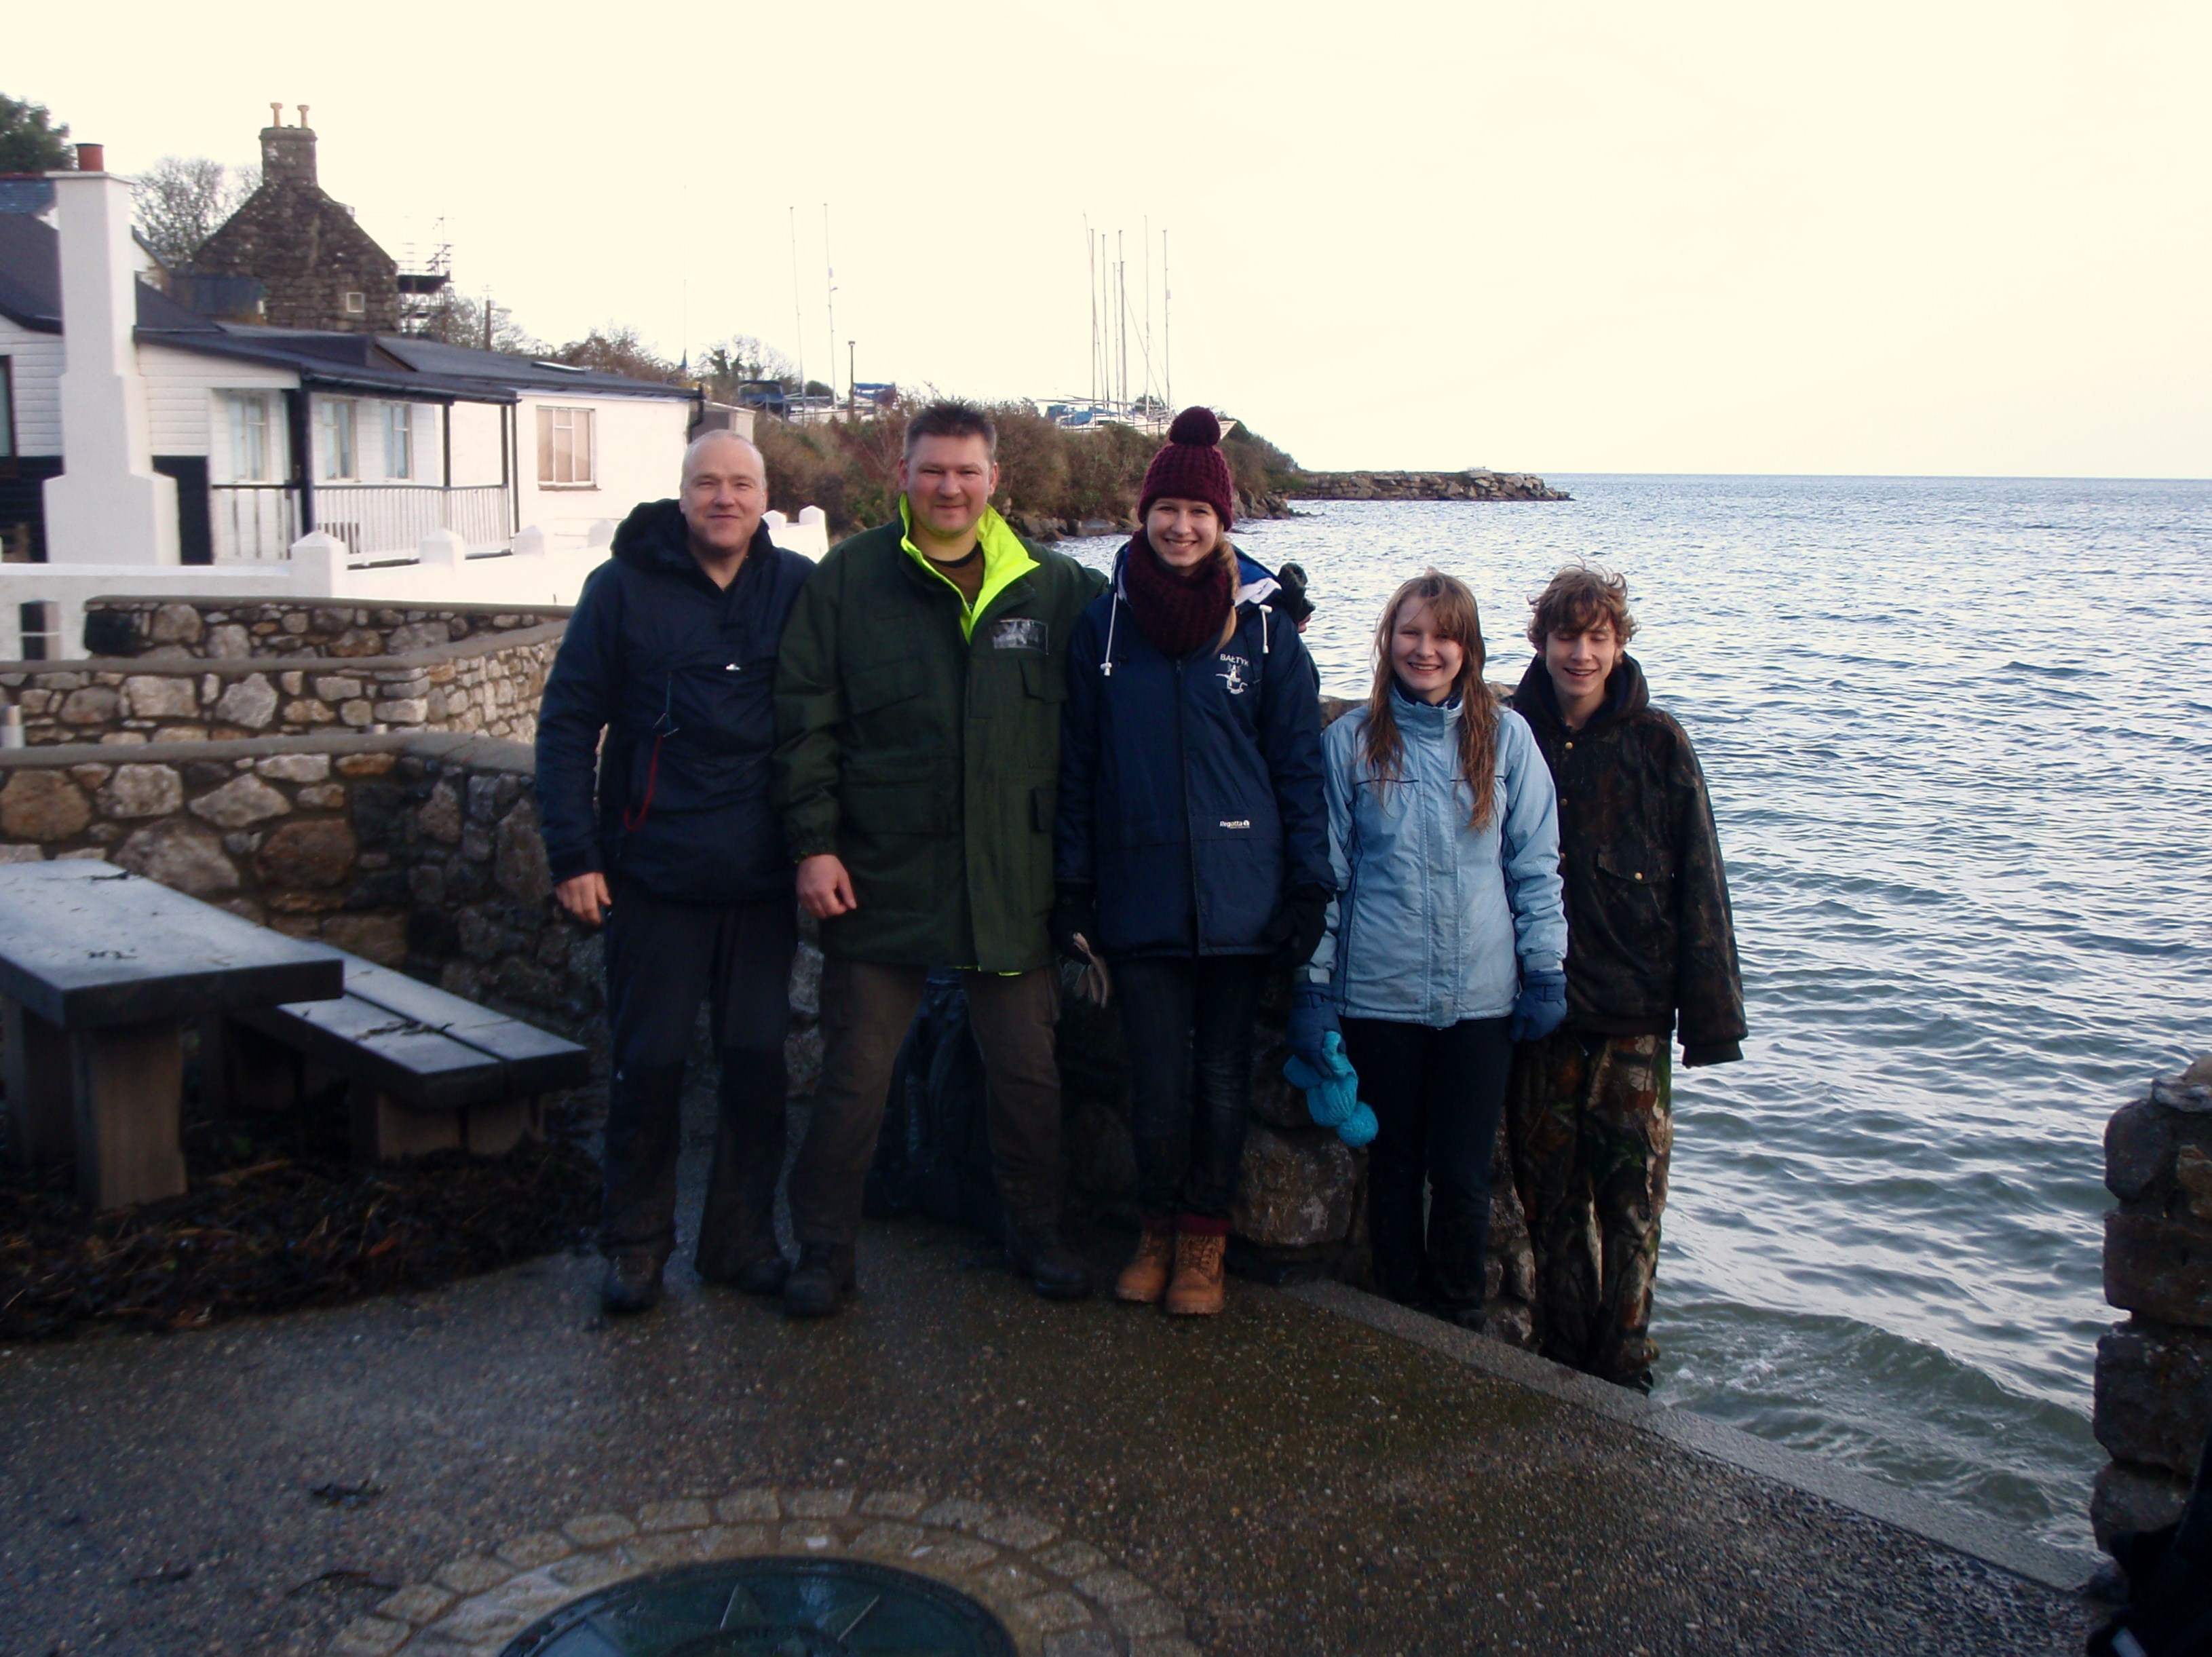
[1120,535,1233,660]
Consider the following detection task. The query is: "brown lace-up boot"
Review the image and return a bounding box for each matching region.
[1115,1217,1177,1304]
[1165,1227,1228,1316]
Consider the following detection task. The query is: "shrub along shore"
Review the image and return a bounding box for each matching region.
[757,404,1565,541]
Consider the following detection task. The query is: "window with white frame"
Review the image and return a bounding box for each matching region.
[536,405,595,487]
[318,398,357,480]
[384,404,413,480]
[225,392,279,482]
[0,358,14,459]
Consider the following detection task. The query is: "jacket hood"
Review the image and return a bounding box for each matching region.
[1514,651,1647,736]
[611,498,778,578]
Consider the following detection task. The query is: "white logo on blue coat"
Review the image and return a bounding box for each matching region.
[1217,655,1252,695]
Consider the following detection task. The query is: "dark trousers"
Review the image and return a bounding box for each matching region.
[1343,1015,1514,1318]
[600,885,795,1269]
[788,960,1064,1256]
[1508,1030,1673,1383]
[1115,955,1268,1221]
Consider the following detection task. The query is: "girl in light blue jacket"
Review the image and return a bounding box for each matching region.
[1292,571,1567,1329]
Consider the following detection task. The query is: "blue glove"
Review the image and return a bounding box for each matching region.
[1510,966,1568,1044]
[1286,980,1339,1071]
[1284,1029,1379,1148]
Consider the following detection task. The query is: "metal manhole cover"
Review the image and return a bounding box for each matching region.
[497,1557,1018,1657]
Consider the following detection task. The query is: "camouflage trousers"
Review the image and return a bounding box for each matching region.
[1507,1031,1673,1387]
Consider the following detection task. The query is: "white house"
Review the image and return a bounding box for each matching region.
[0,157,820,659]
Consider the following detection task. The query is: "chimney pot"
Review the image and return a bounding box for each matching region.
[73,142,104,172]
[297,104,310,128]
[269,102,284,127]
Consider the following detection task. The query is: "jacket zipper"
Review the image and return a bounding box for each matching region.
[1175,652,1204,952]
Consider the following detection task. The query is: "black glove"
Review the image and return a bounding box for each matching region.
[1050,884,1099,962]
[1263,885,1331,974]
[1682,1041,1742,1069]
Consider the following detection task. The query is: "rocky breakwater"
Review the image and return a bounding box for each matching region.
[2093,1051,2212,1547]
[1285,469,1570,503]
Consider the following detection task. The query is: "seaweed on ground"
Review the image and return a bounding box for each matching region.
[0,1096,598,1341]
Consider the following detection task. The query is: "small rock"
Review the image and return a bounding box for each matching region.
[1232,1123,1355,1249]
[59,686,121,725]
[148,603,204,645]
[98,763,184,819]
[204,624,252,659]
[213,674,278,730]
[255,818,359,888]
[256,753,331,783]
[0,771,92,841]
[121,675,197,720]
[189,774,292,830]
[114,820,238,894]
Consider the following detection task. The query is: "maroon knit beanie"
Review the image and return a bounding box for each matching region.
[1139,406,1236,529]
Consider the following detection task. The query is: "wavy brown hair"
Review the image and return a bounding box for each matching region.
[1362,570,1498,829]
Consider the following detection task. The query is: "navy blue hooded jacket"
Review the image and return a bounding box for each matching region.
[535,499,813,905]
[1055,545,1331,959]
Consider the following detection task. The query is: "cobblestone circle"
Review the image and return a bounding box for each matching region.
[324,1485,1196,1657]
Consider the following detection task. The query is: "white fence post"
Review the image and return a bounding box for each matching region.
[584,520,615,551]
[288,530,345,598]
[418,527,464,572]
[512,525,549,560]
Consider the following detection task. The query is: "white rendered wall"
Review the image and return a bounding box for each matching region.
[0,318,65,457]
[41,170,177,564]
[139,343,293,459]
[446,400,506,489]
[514,394,691,541]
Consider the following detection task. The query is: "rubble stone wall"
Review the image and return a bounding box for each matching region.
[2093,1054,2212,1549]
[0,732,818,1105]
[0,623,564,748]
[0,719,1543,1332]
[77,600,568,661]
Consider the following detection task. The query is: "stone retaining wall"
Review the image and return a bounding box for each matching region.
[79,598,567,660]
[2093,1053,2212,1548]
[0,626,563,748]
[0,731,816,1103]
[0,727,1542,1331]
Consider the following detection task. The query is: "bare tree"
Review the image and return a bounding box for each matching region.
[550,326,677,383]
[698,335,799,400]
[406,288,546,356]
[133,156,259,268]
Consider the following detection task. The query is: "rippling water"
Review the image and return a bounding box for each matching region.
[1069,476,2212,1553]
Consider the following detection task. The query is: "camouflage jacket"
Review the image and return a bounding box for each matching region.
[1510,655,1746,1064]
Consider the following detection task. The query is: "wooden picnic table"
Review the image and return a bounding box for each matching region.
[0,859,343,1208]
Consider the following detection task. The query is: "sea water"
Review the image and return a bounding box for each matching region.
[1069,475,2212,1553]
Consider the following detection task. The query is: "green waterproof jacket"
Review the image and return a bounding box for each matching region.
[774,503,1108,972]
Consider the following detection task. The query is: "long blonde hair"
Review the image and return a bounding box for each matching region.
[1361,570,1498,828]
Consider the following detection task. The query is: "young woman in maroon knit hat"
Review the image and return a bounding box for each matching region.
[1052,408,1332,1315]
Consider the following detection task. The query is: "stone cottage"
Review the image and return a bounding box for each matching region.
[185,107,399,333]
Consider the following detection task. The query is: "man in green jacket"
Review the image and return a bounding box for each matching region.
[774,400,1107,1316]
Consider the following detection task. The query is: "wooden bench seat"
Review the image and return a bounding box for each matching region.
[216,952,590,1162]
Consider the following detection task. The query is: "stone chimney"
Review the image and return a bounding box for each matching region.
[260,113,318,189]
[40,151,180,565]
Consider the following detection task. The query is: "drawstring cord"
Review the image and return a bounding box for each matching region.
[620,675,679,834]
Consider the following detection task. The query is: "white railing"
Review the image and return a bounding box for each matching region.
[208,483,512,562]
[210,484,299,561]
[310,484,512,560]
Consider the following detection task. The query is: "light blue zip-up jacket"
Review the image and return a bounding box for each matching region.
[1305,688,1567,1025]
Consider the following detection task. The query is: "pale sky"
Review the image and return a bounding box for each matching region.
[17,1,2210,476]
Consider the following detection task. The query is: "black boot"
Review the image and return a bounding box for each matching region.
[1006,1224,1093,1301]
[600,1249,665,1316]
[782,1245,854,1319]
[700,1249,792,1297]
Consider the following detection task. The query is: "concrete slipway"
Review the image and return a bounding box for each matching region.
[0,1126,2099,1656]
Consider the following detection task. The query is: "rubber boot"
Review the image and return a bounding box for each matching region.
[1164,1227,1227,1317]
[782,1244,856,1320]
[1006,1223,1093,1301]
[600,1249,665,1316]
[1115,1217,1177,1305]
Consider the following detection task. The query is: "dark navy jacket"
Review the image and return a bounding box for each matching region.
[1056,546,1331,959]
[535,499,813,905]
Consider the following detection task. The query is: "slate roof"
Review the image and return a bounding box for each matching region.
[0,212,693,407]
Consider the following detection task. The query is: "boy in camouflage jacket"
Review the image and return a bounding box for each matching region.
[1507,563,1746,1390]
